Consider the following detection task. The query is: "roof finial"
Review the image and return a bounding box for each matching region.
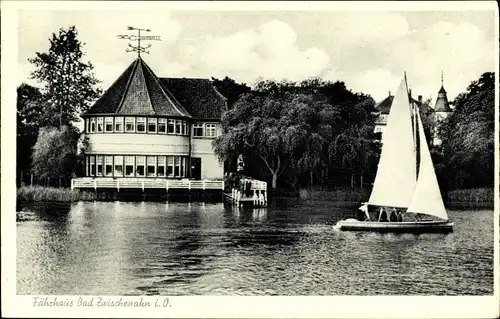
[117,26,161,57]
[441,71,444,86]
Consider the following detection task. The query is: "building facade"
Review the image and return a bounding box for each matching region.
[374,81,452,145]
[81,57,228,181]
[373,90,423,141]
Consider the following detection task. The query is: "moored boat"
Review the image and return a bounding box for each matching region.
[337,74,454,233]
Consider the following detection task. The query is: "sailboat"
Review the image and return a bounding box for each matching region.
[337,74,453,233]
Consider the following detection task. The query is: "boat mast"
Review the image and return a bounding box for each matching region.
[404,72,418,180]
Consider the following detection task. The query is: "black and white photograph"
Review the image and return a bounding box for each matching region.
[2,1,498,318]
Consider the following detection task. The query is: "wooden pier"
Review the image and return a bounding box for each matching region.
[224,174,268,207]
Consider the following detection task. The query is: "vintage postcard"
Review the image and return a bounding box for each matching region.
[2,1,499,318]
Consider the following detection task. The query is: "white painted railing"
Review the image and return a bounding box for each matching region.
[71,177,225,191]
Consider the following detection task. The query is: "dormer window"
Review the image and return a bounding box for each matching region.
[137,117,146,132]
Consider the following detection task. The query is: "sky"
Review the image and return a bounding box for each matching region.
[17,6,497,104]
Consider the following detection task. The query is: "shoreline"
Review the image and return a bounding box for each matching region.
[17,185,494,209]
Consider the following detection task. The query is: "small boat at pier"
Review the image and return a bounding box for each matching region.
[337,74,453,233]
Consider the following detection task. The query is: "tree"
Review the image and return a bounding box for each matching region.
[438,72,494,189]
[17,83,45,174]
[211,76,251,109]
[32,126,80,184]
[28,26,101,128]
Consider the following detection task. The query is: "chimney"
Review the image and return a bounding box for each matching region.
[418,95,422,102]
[388,91,391,96]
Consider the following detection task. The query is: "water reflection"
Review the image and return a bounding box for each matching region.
[17,200,494,295]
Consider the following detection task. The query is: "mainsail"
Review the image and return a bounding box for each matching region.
[368,77,417,208]
[407,109,448,220]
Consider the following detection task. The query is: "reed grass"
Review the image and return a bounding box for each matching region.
[447,187,493,203]
[17,186,96,203]
[299,187,370,202]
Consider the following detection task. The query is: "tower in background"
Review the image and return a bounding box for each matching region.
[433,72,453,146]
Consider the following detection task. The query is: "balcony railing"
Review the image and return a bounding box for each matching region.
[71,177,224,191]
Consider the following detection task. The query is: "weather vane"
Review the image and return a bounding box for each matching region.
[117,26,161,57]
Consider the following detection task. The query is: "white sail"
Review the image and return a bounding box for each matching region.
[368,77,417,208]
[407,109,448,220]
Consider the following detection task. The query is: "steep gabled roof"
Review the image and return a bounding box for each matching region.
[85,57,191,118]
[160,78,228,120]
[375,94,394,114]
[375,92,424,115]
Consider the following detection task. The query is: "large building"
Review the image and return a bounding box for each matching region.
[81,57,228,181]
[374,78,452,145]
[373,89,423,139]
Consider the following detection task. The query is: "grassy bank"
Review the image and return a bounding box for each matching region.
[17,185,96,202]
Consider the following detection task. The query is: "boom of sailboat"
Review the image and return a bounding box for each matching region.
[336,74,454,233]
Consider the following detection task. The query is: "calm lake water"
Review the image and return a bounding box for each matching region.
[17,199,494,295]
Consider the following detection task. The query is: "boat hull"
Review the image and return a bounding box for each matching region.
[337,219,454,233]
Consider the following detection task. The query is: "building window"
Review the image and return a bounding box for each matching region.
[114,156,123,177]
[167,156,174,177]
[157,156,166,177]
[181,121,187,135]
[158,119,167,133]
[125,156,135,176]
[193,124,204,137]
[180,157,186,177]
[96,155,104,176]
[90,118,96,133]
[97,118,104,132]
[167,119,175,134]
[105,156,113,176]
[85,156,89,176]
[137,117,146,133]
[148,118,157,133]
[86,119,90,133]
[174,156,181,177]
[175,120,181,134]
[136,156,145,177]
[146,156,156,177]
[125,117,135,132]
[115,117,124,132]
[105,117,113,132]
[206,124,216,138]
[89,156,96,176]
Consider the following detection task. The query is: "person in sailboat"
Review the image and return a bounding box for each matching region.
[397,210,403,222]
[358,203,370,221]
[389,208,398,222]
[378,207,388,222]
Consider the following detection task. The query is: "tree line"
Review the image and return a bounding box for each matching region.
[211,73,495,193]
[17,26,494,195]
